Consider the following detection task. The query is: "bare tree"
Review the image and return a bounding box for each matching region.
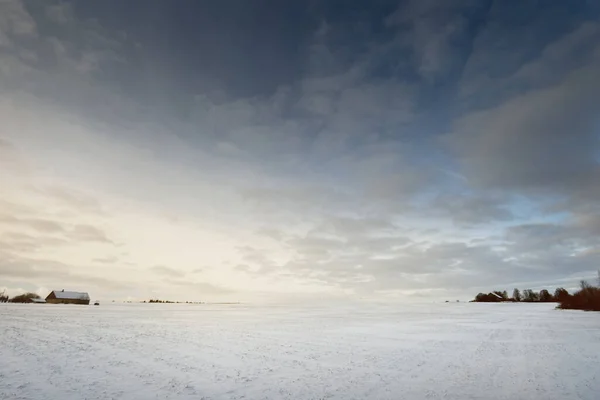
[513,288,521,302]
[580,280,592,290]
[522,289,539,302]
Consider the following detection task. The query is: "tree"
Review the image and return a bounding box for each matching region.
[580,280,592,290]
[539,289,553,302]
[9,292,41,303]
[554,288,569,302]
[522,289,539,302]
[513,288,521,302]
[0,290,8,303]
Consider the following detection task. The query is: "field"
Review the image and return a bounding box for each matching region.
[1,302,599,399]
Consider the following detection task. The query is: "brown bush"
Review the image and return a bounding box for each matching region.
[9,292,41,303]
[558,283,600,312]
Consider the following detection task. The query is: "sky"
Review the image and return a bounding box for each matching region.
[1,0,599,302]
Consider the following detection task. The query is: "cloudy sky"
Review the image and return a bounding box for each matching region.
[1,0,599,302]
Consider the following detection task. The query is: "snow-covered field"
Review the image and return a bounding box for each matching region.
[1,303,599,400]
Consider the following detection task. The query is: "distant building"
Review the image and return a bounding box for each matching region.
[31,298,46,304]
[45,290,90,305]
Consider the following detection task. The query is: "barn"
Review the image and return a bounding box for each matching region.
[45,290,90,305]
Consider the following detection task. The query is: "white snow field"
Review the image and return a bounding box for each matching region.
[1,303,599,400]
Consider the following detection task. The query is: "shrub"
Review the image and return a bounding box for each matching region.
[0,290,9,303]
[558,282,600,312]
[9,292,41,303]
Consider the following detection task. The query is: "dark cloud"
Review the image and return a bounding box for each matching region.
[459,0,598,103]
[449,62,600,194]
[385,0,487,82]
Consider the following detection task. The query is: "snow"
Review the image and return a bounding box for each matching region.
[1,302,599,399]
[49,290,90,300]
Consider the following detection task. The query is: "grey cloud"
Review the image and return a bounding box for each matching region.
[459,3,600,101]
[0,0,37,42]
[45,3,72,25]
[150,265,186,278]
[24,218,65,233]
[448,58,600,197]
[0,250,128,290]
[288,235,345,259]
[289,216,409,255]
[0,137,31,174]
[0,216,114,246]
[1,0,130,121]
[0,217,113,246]
[0,212,65,234]
[0,231,68,253]
[262,215,600,294]
[317,216,398,237]
[236,246,279,274]
[290,232,410,260]
[428,193,514,225]
[385,0,478,81]
[255,227,284,241]
[93,256,118,264]
[510,22,600,86]
[39,185,105,215]
[163,279,233,296]
[0,252,41,278]
[0,137,12,148]
[240,183,350,221]
[68,224,113,243]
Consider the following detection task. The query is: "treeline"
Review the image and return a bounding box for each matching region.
[144,299,204,304]
[473,288,566,303]
[0,291,41,303]
[473,272,600,312]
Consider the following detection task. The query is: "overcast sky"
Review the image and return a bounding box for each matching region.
[1,0,599,302]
